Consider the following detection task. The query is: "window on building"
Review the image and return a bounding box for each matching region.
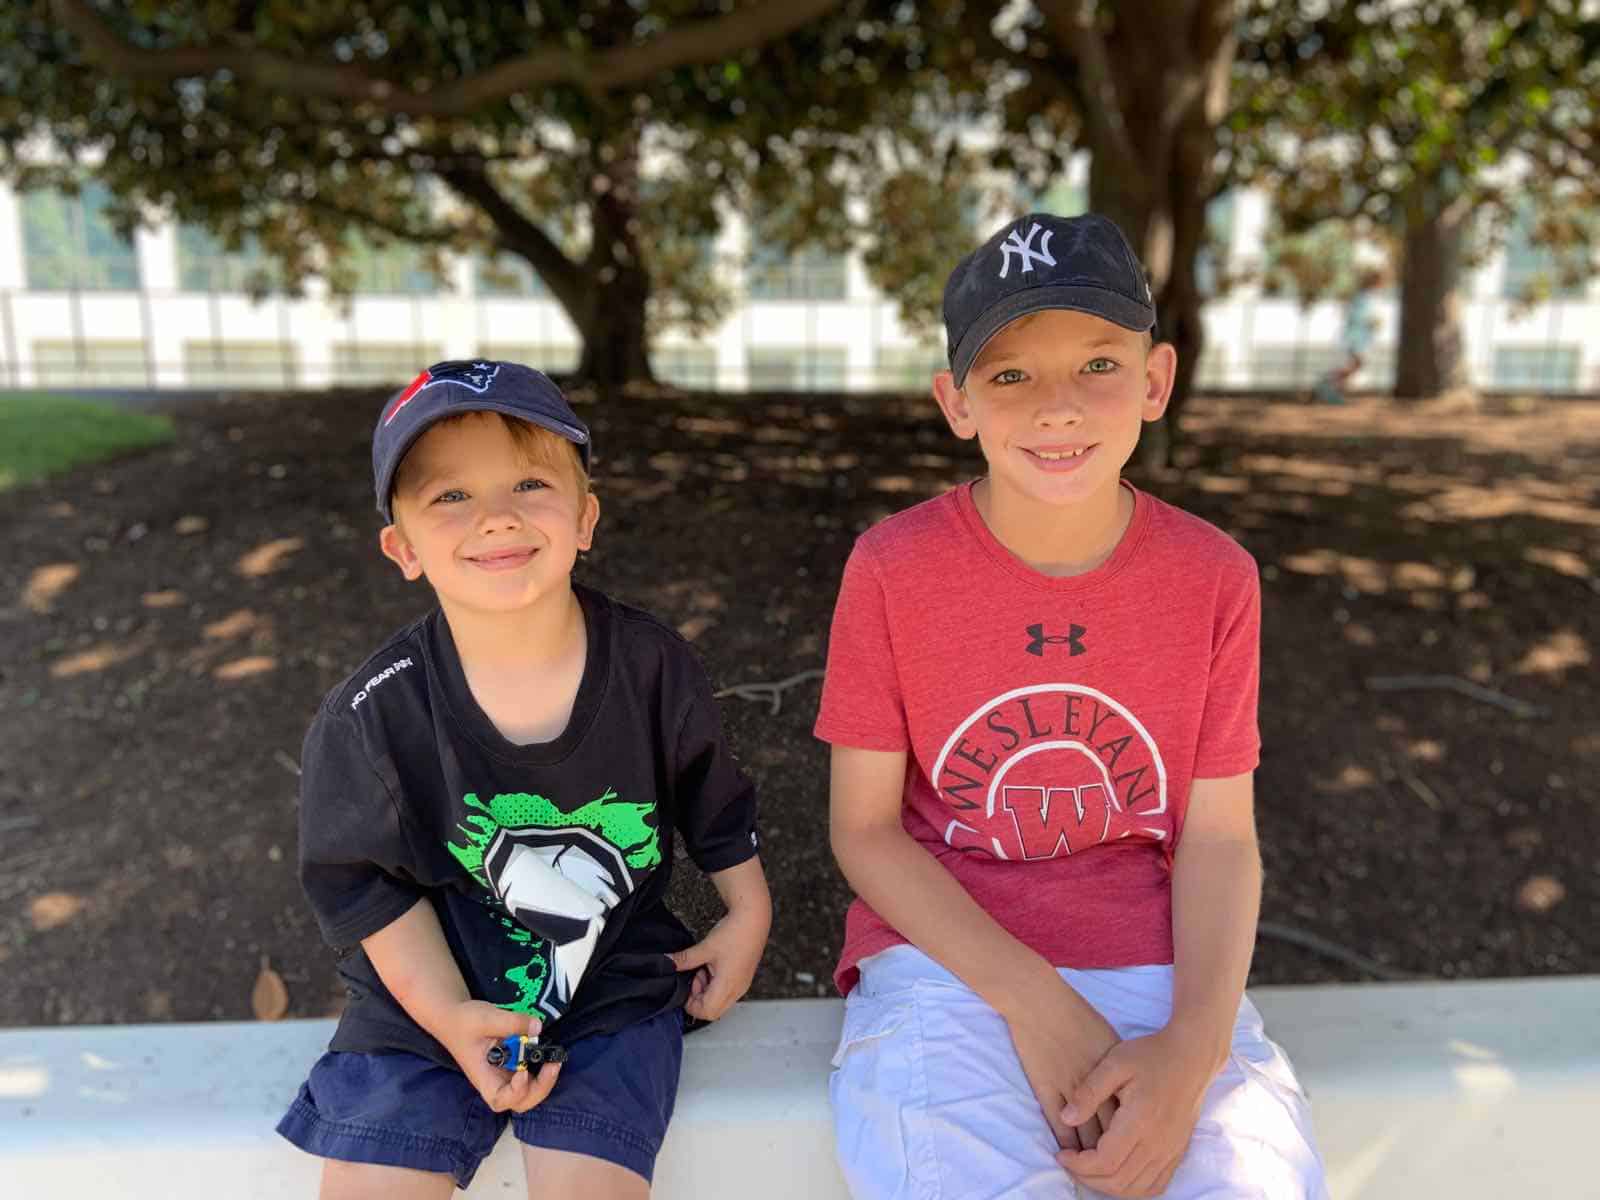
[1249,344,1346,390]
[747,347,849,390]
[182,341,298,388]
[1196,192,1237,298]
[653,345,719,388]
[1262,227,1360,302]
[1247,342,1393,392]
[1491,345,1581,391]
[177,226,281,293]
[20,184,141,291]
[477,344,580,376]
[1501,211,1590,301]
[475,253,547,298]
[32,339,148,386]
[874,344,947,391]
[343,237,439,295]
[1032,180,1087,218]
[331,343,445,385]
[747,243,847,302]
[1193,347,1230,392]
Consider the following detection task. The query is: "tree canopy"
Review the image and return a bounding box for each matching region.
[3,1,1593,405]
[0,0,929,387]
[1231,0,1600,395]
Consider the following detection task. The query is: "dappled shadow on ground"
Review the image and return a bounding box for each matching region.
[0,387,1595,1027]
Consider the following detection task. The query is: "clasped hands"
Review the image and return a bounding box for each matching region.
[1006,977,1217,1199]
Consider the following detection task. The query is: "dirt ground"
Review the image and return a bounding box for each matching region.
[2,384,1596,1028]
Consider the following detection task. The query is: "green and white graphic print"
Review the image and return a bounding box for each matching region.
[448,789,661,1018]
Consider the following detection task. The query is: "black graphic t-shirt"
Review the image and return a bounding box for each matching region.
[296,585,759,1066]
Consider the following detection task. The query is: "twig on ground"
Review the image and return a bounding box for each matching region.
[273,749,302,777]
[1257,921,1428,983]
[1365,674,1545,719]
[1399,771,1442,811]
[0,847,56,873]
[0,847,67,901]
[714,668,825,716]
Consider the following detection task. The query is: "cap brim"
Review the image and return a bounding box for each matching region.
[950,285,1156,387]
[375,398,591,521]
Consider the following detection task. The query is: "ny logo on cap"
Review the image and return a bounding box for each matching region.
[998,223,1057,279]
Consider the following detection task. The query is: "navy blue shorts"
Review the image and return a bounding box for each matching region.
[276,1008,684,1189]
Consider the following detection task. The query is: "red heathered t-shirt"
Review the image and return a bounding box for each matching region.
[814,481,1261,996]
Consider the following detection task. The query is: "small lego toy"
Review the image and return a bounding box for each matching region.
[487,1034,569,1071]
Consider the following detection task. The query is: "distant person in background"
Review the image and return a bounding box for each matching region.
[1313,266,1385,404]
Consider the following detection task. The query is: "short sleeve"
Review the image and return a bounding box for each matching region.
[813,540,909,751]
[672,661,760,875]
[297,706,426,948]
[1193,560,1262,778]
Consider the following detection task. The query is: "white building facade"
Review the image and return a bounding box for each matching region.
[0,178,1594,396]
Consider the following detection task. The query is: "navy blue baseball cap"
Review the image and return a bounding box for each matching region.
[372,360,591,521]
[942,212,1156,388]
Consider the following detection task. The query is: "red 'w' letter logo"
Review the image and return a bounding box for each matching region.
[1000,783,1113,859]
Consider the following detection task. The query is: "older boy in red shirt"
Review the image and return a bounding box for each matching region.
[817,215,1327,1199]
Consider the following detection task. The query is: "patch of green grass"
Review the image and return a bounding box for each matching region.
[0,393,175,491]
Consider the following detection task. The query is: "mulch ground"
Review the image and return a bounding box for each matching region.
[2,384,1596,1027]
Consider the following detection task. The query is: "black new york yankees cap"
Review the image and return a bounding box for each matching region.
[942,212,1157,388]
[371,359,591,521]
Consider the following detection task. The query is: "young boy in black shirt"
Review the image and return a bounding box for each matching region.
[277,361,770,1199]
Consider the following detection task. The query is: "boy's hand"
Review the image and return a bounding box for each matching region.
[668,903,768,1022]
[1055,1027,1216,1197]
[1002,973,1123,1154]
[434,1000,563,1113]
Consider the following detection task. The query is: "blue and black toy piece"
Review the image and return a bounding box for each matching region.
[487,1035,568,1071]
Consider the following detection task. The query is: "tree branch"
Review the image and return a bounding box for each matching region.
[436,165,584,315]
[300,196,458,248]
[51,0,844,117]
[1533,115,1598,182]
[1036,0,1139,167]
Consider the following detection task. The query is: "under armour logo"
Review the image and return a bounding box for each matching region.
[998,223,1056,278]
[1026,622,1085,657]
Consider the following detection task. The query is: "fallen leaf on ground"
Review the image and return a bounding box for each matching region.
[252,957,289,1020]
[236,537,304,577]
[203,609,260,640]
[214,655,277,680]
[50,639,144,678]
[29,892,85,931]
[22,563,80,613]
[1516,875,1566,913]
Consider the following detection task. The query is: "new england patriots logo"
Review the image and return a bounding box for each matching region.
[383,360,501,425]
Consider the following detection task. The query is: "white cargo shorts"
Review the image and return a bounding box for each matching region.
[830,945,1328,1200]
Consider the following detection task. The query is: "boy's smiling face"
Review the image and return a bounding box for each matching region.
[933,307,1175,512]
[379,412,598,615]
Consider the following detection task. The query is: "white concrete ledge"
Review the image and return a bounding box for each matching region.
[2,977,1597,1198]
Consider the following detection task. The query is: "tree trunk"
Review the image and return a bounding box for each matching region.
[1089,164,1196,468]
[441,131,657,393]
[1070,0,1235,466]
[1146,108,1215,467]
[1394,197,1468,399]
[573,134,655,393]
